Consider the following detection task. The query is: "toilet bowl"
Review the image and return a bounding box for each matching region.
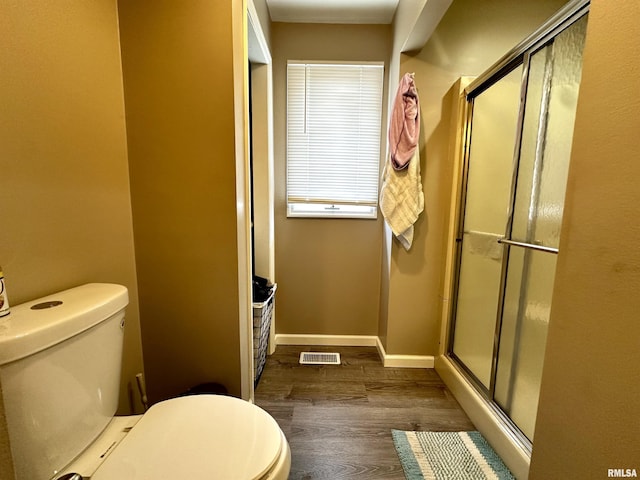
[0,283,290,480]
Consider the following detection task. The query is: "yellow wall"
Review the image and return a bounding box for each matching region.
[377,0,422,353]
[0,0,144,474]
[530,0,640,475]
[118,0,245,401]
[386,0,567,355]
[272,23,391,336]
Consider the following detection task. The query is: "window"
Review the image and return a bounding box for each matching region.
[286,61,384,219]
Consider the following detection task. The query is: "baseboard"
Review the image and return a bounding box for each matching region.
[274,334,378,347]
[274,334,434,368]
[375,337,435,368]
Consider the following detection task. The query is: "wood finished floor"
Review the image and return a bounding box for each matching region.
[254,345,475,479]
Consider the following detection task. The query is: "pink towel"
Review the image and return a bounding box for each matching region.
[389,73,420,171]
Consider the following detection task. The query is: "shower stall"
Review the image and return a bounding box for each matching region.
[443,0,589,458]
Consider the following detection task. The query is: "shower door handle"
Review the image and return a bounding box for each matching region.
[497,238,559,254]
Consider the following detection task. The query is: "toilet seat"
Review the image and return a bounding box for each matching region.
[89,395,289,480]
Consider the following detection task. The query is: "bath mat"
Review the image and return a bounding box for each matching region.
[392,430,515,480]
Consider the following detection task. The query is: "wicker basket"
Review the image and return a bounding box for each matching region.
[252,284,276,386]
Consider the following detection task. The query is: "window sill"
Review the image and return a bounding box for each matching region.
[287,204,377,219]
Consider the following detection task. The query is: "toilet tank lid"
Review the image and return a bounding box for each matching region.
[0,283,128,366]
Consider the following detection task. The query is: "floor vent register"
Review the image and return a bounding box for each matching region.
[299,352,341,365]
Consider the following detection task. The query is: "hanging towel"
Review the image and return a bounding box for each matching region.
[389,73,420,171]
[466,231,504,261]
[380,146,424,250]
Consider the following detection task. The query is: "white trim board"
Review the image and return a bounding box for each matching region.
[275,334,378,347]
[274,334,434,368]
[376,337,434,368]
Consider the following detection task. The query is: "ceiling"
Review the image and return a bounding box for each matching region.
[265,0,400,24]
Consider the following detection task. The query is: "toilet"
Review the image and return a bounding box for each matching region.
[0,283,290,480]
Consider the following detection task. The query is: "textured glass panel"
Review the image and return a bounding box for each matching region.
[452,236,504,387]
[511,15,588,248]
[510,47,548,243]
[494,248,557,440]
[534,15,587,246]
[494,15,588,441]
[463,67,523,235]
[452,67,522,387]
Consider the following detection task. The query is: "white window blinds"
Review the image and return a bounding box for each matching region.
[286,62,384,218]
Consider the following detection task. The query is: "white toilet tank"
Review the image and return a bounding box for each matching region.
[0,283,129,480]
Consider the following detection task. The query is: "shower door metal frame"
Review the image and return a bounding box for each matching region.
[445,0,590,453]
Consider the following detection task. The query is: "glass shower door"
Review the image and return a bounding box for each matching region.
[448,8,588,444]
[451,67,523,389]
[493,15,588,440]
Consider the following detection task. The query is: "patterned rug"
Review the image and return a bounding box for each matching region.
[392,430,515,480]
